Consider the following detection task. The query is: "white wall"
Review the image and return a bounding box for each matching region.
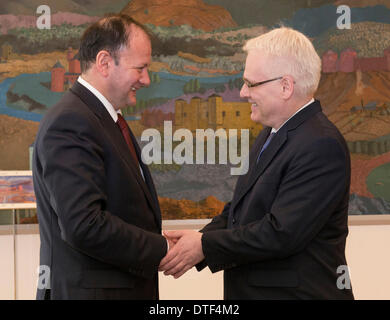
[0,233,14,299]
[15,233,40,300]
[0,222,389,300]
[346,225,390,299]
[159,265,223,300]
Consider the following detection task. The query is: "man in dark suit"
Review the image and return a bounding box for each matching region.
[159,27,354,299]
[33,14,168,299]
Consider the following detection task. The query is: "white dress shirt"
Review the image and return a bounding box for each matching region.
[77,76,145,180]
[271,98,315,134]
[77,76,120,122]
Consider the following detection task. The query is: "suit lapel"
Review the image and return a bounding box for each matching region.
[232,128,286,211]
[128,126,162,227]
[69,82,161,225]
[102,113,162,222]
[252,129,287,182]
[232,100,322,212]
[232,127,269,204]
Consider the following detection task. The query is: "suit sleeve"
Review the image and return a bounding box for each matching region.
[201,201,231,233]
[36,111,167,279]
[201,137,349,273]
[195,201,230,271]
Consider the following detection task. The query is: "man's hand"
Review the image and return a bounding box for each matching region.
[159,230,204,279]
[164,232,178,251]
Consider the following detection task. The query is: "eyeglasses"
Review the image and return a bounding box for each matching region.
[243,76,283,88]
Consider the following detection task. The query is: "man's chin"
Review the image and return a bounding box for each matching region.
[126,98,137,107]
[250,113,260,123]
[125,92,137,107]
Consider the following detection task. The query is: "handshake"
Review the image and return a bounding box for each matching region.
[159,230,205,279]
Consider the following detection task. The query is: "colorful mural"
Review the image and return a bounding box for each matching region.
[0,0,390,218]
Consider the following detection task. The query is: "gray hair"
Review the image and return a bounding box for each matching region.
[243,27,321,97]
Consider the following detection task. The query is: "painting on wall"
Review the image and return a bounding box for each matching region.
[0,0,389,219]
[0,171,35,205]
[0,171,38,225]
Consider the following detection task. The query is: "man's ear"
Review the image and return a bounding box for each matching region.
[95,50,113,77]
[281,75,294,99]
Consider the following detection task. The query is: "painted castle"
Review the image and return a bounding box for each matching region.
[322,47,390,73]
[174,95,262,136]
[0,43,13,62]
[51,47,81,92]
[141,110,174,127]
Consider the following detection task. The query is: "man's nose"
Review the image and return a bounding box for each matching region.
[140,68,151,87]
[240,83,249,98]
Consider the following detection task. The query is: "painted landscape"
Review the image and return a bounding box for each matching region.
[0,175,35,204]
[0,0,389,219]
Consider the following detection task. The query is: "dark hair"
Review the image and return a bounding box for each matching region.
[78,13,151,73]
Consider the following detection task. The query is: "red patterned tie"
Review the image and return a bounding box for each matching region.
[116,114,139,164]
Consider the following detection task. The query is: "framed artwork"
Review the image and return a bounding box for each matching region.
[0,0,389,219]
[0,171,36,225]
[0,171,35,207]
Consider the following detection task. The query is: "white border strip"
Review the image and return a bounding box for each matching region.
[0,171,32,176]
[0,203,36,209]
[0,216,389,235]
[162,219,212,230]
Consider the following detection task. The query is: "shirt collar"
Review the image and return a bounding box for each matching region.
[77,76,121,122]
[271,98,315,134]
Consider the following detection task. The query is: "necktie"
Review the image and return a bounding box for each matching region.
[257,132,275,164]
[116,114,139,165]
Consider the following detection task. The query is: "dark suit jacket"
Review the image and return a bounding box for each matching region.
[33,81,167,299]
[198,100,354,300]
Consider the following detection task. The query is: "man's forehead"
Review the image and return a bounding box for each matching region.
[246,50,267,65]
[244,51,267,79]
[120,26,151,53]
[127,24,150,42]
